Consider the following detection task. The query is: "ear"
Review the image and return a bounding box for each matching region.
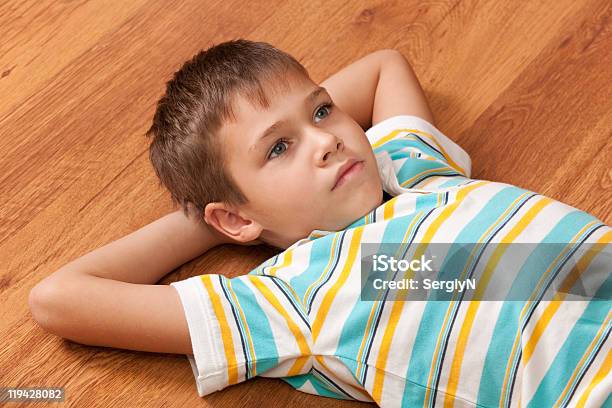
[203,202,264,244]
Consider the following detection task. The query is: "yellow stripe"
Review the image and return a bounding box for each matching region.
[408,129,467,175]
[523,231,612,365]
[373,253,428,400]
[413,175,444,189]
[416,181,489,404]
[443,196,553,407]
[371,129,467,175]
[548,236,612,404]
[312,228,364,342]
[400,166,459,188]
[355,213,423,379]
[499,220,599,407]
[478,196,554,295]
[268,248,293,277]
[383,196,396,220]
[247,276,311,375]
[200,275,239,385]
[226,279,257,376]
[576,346,612,407]
[372,181,487,403]
[355,287,385,379]
[292,356,311,374]
[553,311,612,407]
[426,192,531,406]
[371,129,407,148]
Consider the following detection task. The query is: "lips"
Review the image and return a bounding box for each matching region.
[332,158,363,190]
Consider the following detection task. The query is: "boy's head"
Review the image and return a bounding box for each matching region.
[146,39,383,249]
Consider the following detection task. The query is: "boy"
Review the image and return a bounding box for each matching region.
[29,40,611,407]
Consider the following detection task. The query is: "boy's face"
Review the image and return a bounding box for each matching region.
[215,75,384,249]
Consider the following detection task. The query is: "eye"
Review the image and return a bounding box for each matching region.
[314,102,333,123]
[266,102,334,161]
[268,138,290,160]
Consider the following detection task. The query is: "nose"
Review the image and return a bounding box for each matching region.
[314,130,344,166]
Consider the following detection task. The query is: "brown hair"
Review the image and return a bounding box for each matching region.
[145,39,311,222]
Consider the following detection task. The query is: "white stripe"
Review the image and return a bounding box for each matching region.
[170,277,226,396]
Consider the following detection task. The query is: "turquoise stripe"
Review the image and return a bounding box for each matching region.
[434,189,536,285]
[289,235,336,303]
[377,137,460,187]
[603,390,612,407]
[415,190,536,404]
[303,234,343,309]
[269,278,310,329]
[346,215,367,229]
[280,374,309,388]
[397,163,461,188]
[336,191,439,383]
[527,272,611,407]
[438,176,470,189]
[280,373,351,399]
[476,210,605,407]
[402,385,429,408]
[230,279,279,375]
[373,135,447,164]
[358,213,426,383]
[402,186,527,407]
[312,371,353,400]
[336,214,420,370]
[501,220,604,405]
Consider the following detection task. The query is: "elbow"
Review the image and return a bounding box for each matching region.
[377,48,401,56]
[376,48,408,63]
[29,278,64,334]
[376,49,416,75]
[365,49,406,70]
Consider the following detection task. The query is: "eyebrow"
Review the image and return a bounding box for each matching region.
[249,86,328,154]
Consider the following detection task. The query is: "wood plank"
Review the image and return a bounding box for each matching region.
[459,0,611,223]
[0,0,150,121]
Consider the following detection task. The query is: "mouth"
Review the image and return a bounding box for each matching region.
[332,159,364,191]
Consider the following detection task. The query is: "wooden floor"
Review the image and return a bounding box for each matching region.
[1,0,610,406]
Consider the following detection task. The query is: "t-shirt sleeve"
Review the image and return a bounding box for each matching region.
[170,273,312,397]
[365,115,472,187]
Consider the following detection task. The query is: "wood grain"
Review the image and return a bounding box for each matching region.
[1,0,610,406]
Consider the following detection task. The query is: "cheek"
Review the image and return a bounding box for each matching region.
[257,176,307,202]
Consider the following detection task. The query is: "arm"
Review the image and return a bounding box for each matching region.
[320,49,435,129]
[28,209,228,354]
[49,209,230,285]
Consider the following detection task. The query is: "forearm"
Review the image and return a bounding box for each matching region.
[320,50,387,130]
[372,50,435,125]
[49,210,224,285]
[321,49,435,129]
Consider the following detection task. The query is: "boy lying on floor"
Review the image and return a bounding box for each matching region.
[29,39,611,407]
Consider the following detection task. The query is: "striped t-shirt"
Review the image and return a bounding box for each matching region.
[170,115,611,407]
